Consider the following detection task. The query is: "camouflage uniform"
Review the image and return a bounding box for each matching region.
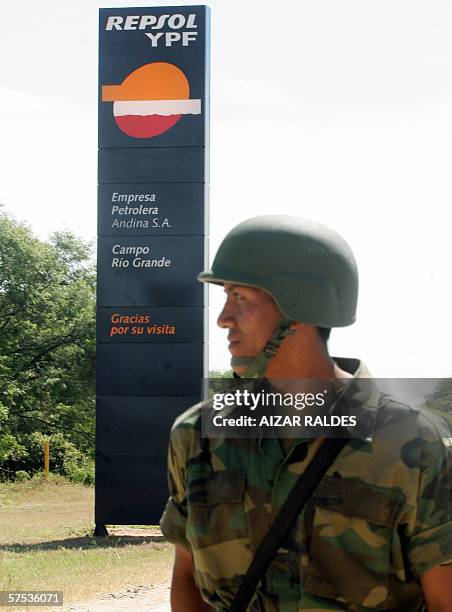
[160,359,452,611]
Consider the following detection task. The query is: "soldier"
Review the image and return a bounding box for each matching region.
[160,215,452,611]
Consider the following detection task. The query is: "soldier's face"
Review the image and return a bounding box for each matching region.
[217,283,282,374]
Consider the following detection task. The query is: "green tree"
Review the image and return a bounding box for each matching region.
[208,369,233,378]
[0,212,96,479]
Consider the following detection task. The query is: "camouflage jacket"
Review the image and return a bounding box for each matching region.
[160,359,452,611]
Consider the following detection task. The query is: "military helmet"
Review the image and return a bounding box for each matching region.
[198,215,358,327]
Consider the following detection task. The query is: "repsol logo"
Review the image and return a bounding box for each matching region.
[105,14,198,46]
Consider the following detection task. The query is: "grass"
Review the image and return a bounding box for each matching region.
[0,475,174,605]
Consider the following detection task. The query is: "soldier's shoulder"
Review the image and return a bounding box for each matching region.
[415,406,452,444]
[171,401,204,431]
[168,401,210,461]
[170,397,216,437]
[376,393,451,443]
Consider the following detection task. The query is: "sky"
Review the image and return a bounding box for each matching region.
[1,0,451,377]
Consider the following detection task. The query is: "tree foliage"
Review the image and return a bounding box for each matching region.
[0,212,96,480]
[208,369,233,378]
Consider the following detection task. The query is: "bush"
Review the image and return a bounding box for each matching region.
[63,456,94,485]
[30,472,73,485]
[6,432,94,485]
[14,470,30,482]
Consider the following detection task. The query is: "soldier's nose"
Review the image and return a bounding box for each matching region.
[217,302,236,329]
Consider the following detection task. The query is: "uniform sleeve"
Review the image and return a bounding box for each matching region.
[159,429,190,550]
[405,416,452,579]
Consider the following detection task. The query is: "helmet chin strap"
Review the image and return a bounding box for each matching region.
[230,317,295,378]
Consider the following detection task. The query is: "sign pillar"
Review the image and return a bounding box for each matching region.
[96,6,210,525]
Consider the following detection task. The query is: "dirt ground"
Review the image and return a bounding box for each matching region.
[58,527,171,611]
[61,583,170,611]
[0,481,175,611]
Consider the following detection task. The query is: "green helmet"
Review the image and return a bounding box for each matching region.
[198,215,358,328]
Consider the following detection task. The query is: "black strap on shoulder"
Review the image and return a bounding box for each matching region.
[229,436,350,612]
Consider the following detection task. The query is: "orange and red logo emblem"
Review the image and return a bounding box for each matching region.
[102,62,201,139]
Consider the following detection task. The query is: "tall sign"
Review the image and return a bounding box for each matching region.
[97,6,209,527]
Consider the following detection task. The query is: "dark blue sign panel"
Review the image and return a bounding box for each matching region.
[97,5,209,527]
[97,236,204,307]
[96,455,168,524]
[96,395,198,524]
[98,147,206,183]
[96,343,204,396]
[97,307,203,343]
[98,183,206,236]
[99,6,209,149]
[96,396,199,454]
